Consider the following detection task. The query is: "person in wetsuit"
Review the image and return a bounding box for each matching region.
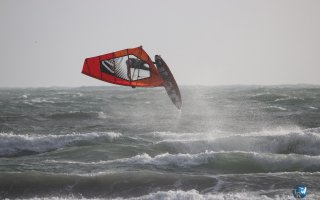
[126,58,149,85]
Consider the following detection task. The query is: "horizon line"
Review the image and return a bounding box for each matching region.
[1,83,320,89]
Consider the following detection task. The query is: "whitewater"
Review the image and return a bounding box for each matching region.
[1,85,320,199]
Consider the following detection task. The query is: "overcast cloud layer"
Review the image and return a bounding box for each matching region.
[1,0,320,87]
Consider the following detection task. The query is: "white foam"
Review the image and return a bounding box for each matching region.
[48,151,217,167]
[73,92,83,97]
[154,127,320,155]
[0,132,121,156]
[265,106,287,111]
[78,93,83,97]
[251,92,271,97]
[49,149,320,173]
[97,112,107,119]
[151,127,305,145]
[46,151,211,167]
[308,106,318,110]
[274,96,304,102]
[151,130,226,142]
[120,151,320,169]
[23,101,34,105]
[114,152,211,167]
[241,126,304,137]
[31,98,55,104]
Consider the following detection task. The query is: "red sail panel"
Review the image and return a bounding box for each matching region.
[82,46,164,87]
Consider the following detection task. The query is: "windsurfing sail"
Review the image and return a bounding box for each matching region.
[82,46,182,109]
[82,46,164,87]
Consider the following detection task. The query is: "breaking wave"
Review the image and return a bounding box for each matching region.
[0,132,122,157]
[48,150,320,174]
[152,128,320,155]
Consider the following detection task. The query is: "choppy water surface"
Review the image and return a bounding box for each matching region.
[1,85,320,199]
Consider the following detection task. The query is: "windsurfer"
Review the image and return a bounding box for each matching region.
[126,58,149,81]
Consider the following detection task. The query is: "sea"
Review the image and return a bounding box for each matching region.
[1,85,320,200]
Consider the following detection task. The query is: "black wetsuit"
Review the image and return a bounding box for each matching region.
[126,58,149,81]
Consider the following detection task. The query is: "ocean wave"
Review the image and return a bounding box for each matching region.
[50,151,213,167]
[12,190,320,200]
[72,92,83,97]
[21,94,29,99]
[0,132,122,157]
[151,127,304,141]
[97,112,107,119]
[113,151,214,167]
[250,93,287,102]
[308,106,318,110]
[31,97,56,104]
[0,171,216,199]
[264,106,287,111]
[2,171,320,199]
[274,96,305,102]
[22,100,35,106]
[149,130,227,141]
[113,190,297,200]
[153,128,320,156]
[48,111,106,120]
[48,150,320,174]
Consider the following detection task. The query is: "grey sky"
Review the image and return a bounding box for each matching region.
[1,0,320,87]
